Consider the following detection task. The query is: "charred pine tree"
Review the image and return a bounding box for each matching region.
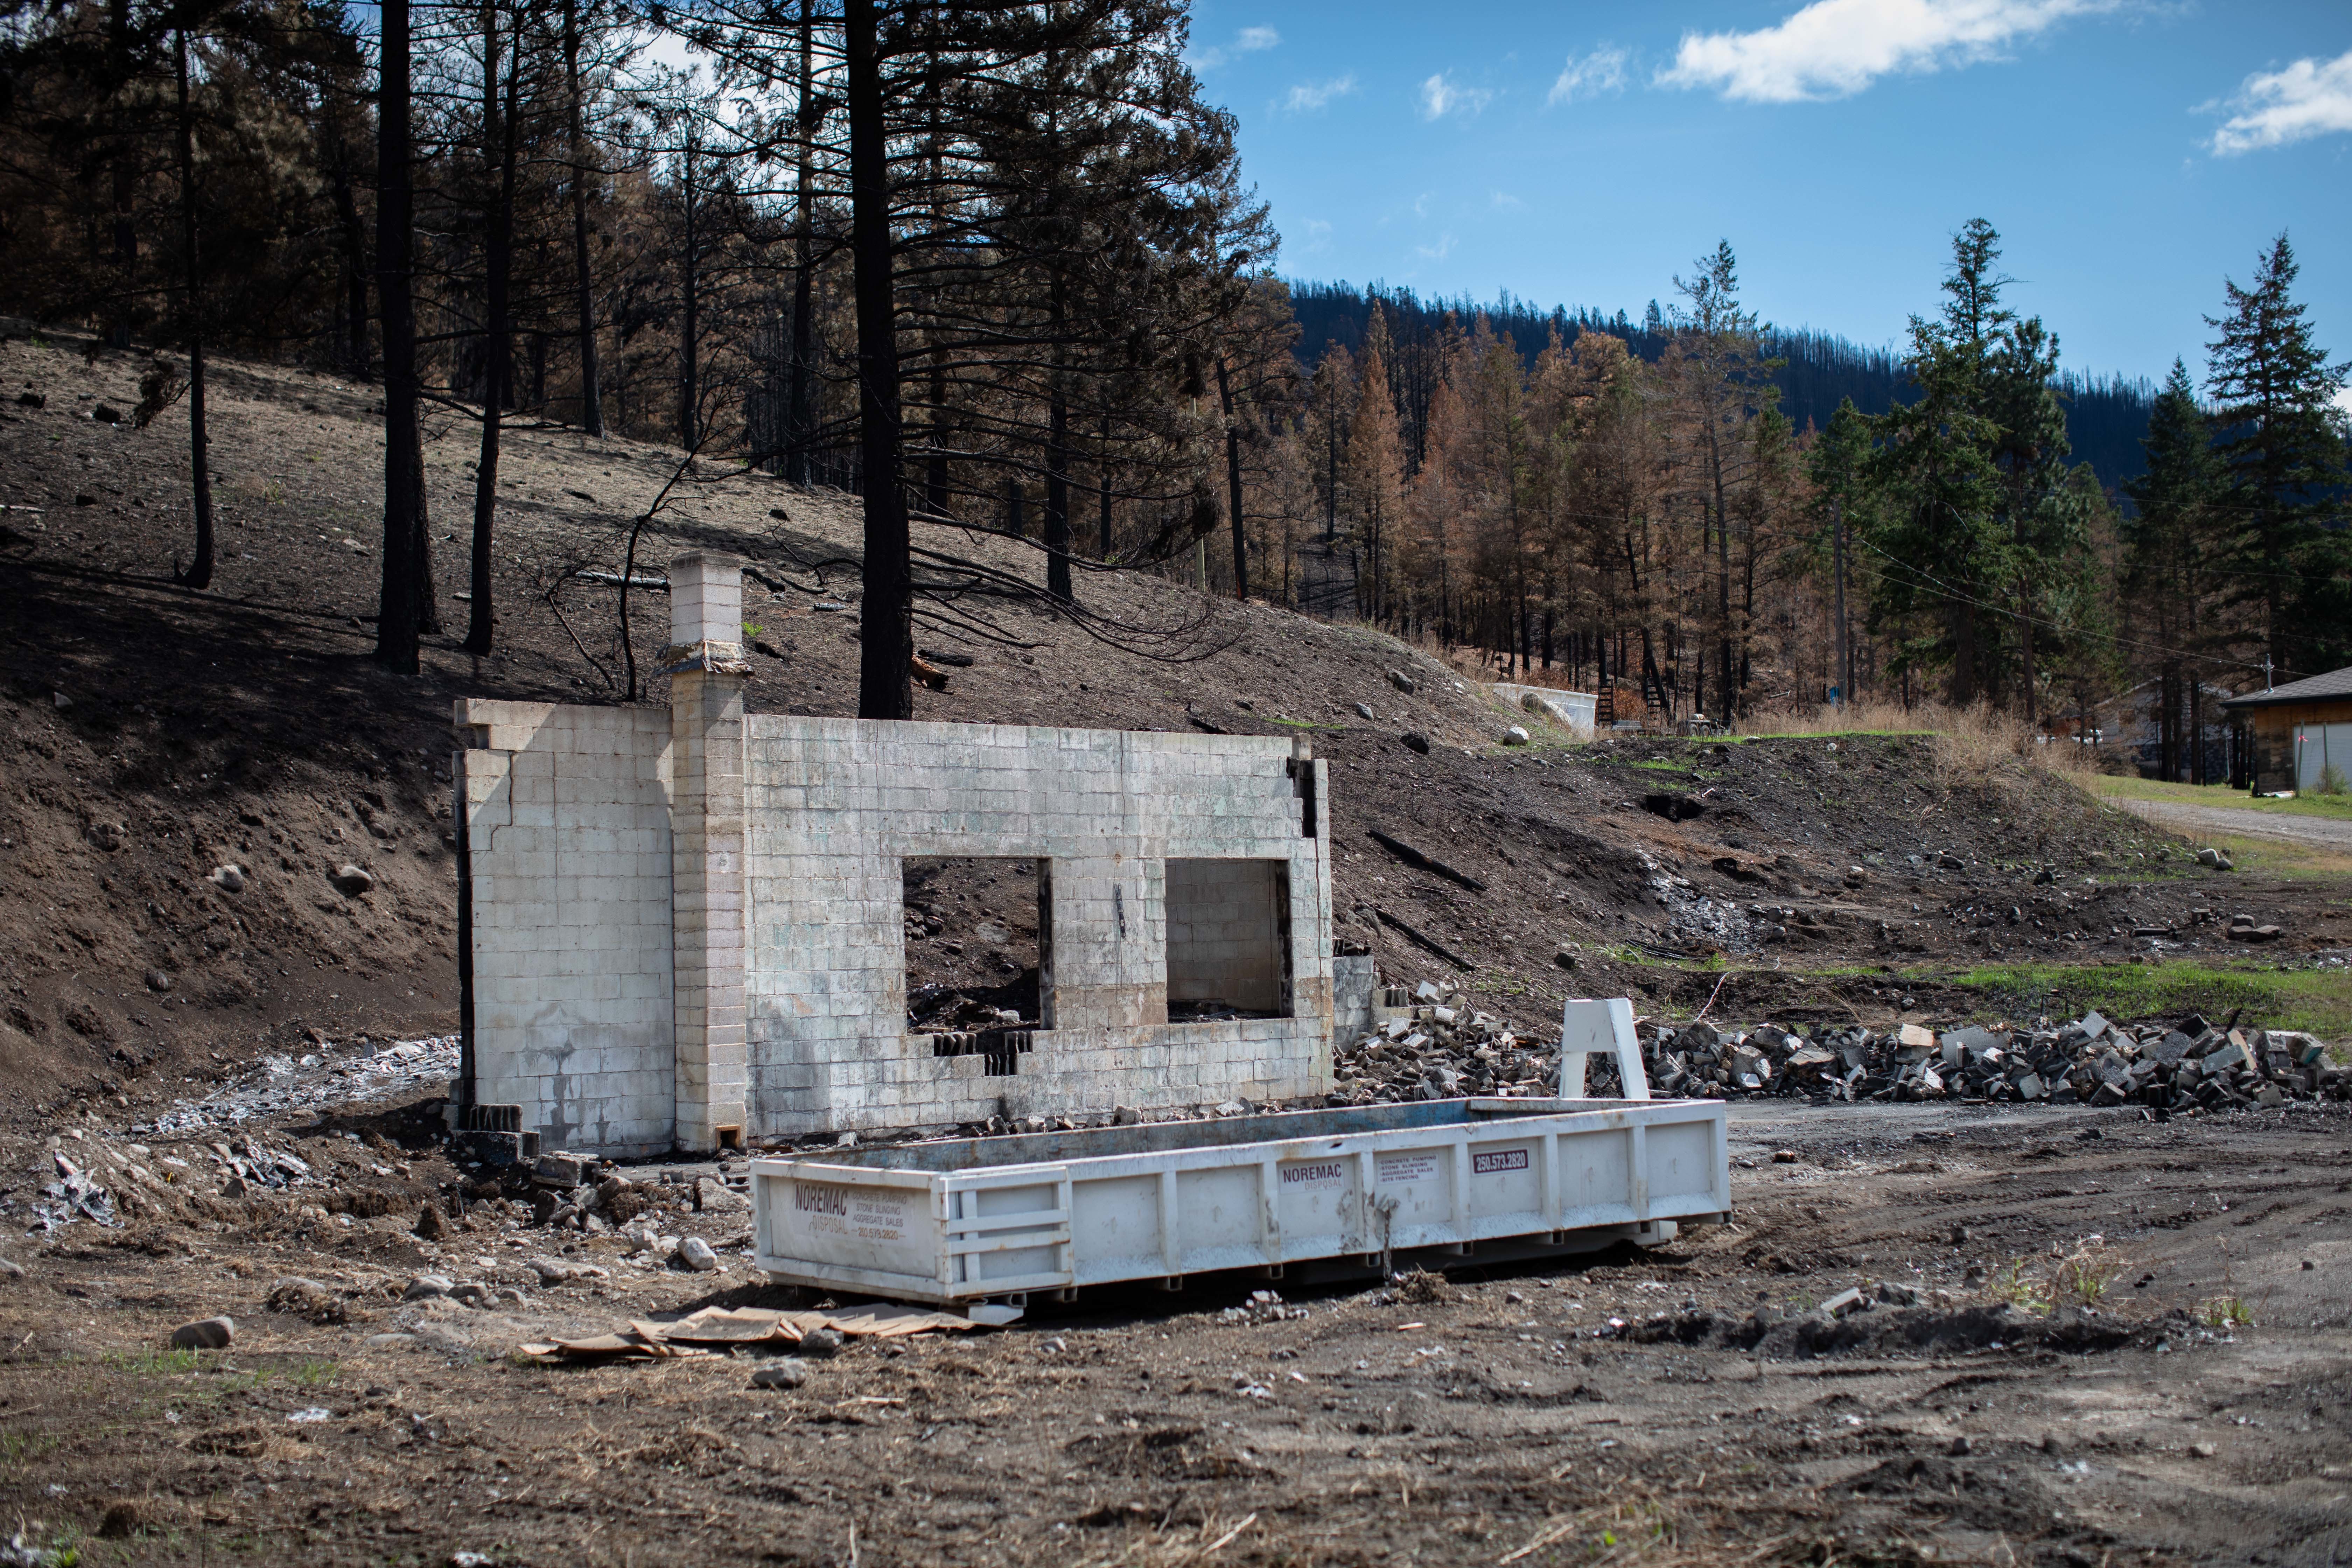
[784,0,818,483]
[845,0,910,718]
[561,0,602,436]
[465,0,525,654]
[373,0,424,672]
[169,21,215,591]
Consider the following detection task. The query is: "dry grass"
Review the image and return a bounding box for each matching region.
[2046,1237,2128,1308]
[1736,698,2099,784]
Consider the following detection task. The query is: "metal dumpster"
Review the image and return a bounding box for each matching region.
[749,1093,1729,1306]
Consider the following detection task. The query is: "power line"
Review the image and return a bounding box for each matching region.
[1855,536,2306,684]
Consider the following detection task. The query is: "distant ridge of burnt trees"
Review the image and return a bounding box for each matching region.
[1286,279,2160,495]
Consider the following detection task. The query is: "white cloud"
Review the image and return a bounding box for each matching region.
[1417,233,1456,261]
[1421,71,1495,120]
[1282,74,1357,113]
[1659,0,2116,104]
[1302,218,1333,251]
[1189,24,1280,72]
[1547,45,1629,105]
[2208,49,2352,155]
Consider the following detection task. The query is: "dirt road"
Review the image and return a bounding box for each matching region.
[2115,796,2352,853]
[2,1092,2347,1566]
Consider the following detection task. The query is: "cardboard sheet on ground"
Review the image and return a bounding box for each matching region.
[521,1303,982,1362]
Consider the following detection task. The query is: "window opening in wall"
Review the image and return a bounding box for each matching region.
[1164,858,1293,1022]
[904,857,1051,1073]
[1287,756,1317,838]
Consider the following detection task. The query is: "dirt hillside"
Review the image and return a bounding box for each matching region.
[0,329,2335,1130]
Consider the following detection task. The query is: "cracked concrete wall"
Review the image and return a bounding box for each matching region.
[455,701,676,1156]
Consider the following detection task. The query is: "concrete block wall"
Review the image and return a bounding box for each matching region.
[458,555,1337,1152]
[1164,858,1286,1014]
[456,699,675,1155]
[741,719,1334,1136]
[666,552,750,1150]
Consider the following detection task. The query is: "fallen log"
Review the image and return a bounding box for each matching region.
[1373,907,1479,972]
[1367,828,1487,892]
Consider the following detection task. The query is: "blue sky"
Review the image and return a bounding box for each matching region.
[1182,1,2352,393]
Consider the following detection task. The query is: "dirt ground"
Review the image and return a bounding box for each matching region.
[2112,798,2352,856]
[1,1092,2350,1565]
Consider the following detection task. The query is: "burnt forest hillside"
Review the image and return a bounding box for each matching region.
[1287,280,2163,490]
[0,329,2303,1131]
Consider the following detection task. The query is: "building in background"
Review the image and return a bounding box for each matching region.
[2221,666,2352,795]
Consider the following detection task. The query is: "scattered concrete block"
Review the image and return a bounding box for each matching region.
[534,1152,592,1189]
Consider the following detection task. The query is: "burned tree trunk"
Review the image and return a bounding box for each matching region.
[846,0,910,720]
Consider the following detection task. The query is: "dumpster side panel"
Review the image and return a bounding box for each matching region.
[1372,1143,1458,1249]
[1070,1174,1164,1284]
[752,1164,946,1297]
[1274,1155,1359,1253]
[1559,1125,1637,1226]
[1176,1164,1267,1272]
[1464,1135,1546,1233]
[1644,1117,1721,1211]
[948,1176,1072,1292]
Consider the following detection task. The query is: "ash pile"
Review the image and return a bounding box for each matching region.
[1333,980,2342,1116]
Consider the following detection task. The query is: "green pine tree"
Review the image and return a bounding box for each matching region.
[2203,234,2351,678]
[1806,397,1876,702]
[1982,313,2088,721]
[2122,360,2224,777]
[1867,218,2093,714]
[1867,219,2010,705]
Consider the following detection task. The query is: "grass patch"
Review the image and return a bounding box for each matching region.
[2198,1295,2254,1330]
[291,1358,340,1387]
[1732,727,1935,742]
[1924,959,2352,1038]
[106,1346,204,1377]
[2198,831,2352,881]
[2091,775,2352,822]
[0,1431,59,1466]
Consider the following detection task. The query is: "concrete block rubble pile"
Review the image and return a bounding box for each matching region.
[19,1128,338,1234]
[1645,1010,2341,1112]
[446,1150,749,1272]
[1330,979,1562,1102]
[1334,981,2342,1115]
